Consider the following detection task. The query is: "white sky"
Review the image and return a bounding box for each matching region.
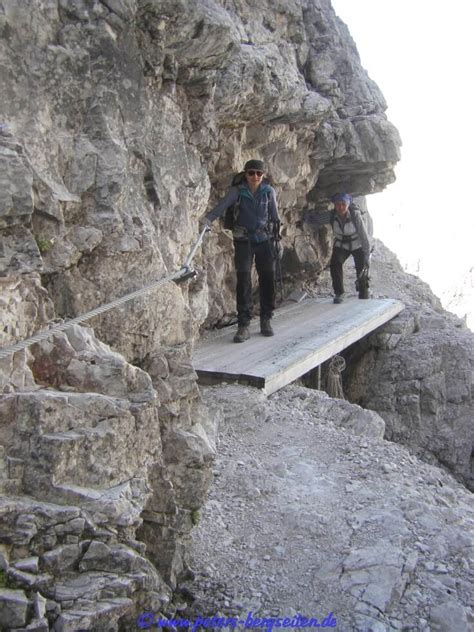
[331,0,474,312]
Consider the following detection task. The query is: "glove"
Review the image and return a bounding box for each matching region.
[199,217,212,232]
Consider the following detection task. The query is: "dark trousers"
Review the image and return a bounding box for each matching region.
[330,247,366,297]
[234,240,275,326]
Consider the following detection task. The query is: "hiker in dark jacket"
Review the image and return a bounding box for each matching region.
[201,159,280,342]
[303,193,370,303]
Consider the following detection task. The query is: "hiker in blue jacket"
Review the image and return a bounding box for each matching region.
[201,159,280,343]
[303,193,370,303]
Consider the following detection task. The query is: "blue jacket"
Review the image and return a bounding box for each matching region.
[206,181,279,243]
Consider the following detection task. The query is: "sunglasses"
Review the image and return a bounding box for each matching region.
[246,170,263,177]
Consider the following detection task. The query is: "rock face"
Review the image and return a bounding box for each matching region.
[8,0,474,630]
[0,323,214,629]
[193,0,401,323]
[0,0,401,332]
[339,240,474,491]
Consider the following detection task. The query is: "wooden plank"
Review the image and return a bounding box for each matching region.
[193,298,404,394]
[263,299,403,394]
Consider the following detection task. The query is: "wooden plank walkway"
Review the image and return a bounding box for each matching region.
[193,297,404,395]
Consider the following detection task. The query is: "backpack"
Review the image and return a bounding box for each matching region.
[222,172,246,230]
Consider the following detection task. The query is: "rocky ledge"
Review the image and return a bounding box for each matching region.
[1,1,471,630]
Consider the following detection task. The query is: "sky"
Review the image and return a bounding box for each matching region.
[331,0,474,323]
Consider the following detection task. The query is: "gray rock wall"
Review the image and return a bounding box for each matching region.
[0,0,407,629]
[343,241,474,491]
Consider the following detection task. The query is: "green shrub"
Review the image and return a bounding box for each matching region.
[191,509,200,526]
[35,235,55,253]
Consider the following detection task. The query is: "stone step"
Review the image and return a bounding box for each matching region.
[23,424,139,492]
[1,390,132,437]
[52,597,133,632]
[15,479,149,531]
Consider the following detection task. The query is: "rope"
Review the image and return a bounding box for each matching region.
[326,354,346,399]
[0,226,210,360]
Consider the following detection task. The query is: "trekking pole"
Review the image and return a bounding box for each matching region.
[276,253,283,302]
[272,221,284,302]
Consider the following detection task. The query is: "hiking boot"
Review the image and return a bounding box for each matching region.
[233,326,250,343]
[333,294,344,304]
[260,318,274,336]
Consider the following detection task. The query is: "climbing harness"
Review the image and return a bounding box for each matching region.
[326,354,346,399]
[0,225,210,360]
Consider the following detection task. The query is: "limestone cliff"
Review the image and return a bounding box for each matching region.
[0,1,471,630]
[341,242,473,492]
